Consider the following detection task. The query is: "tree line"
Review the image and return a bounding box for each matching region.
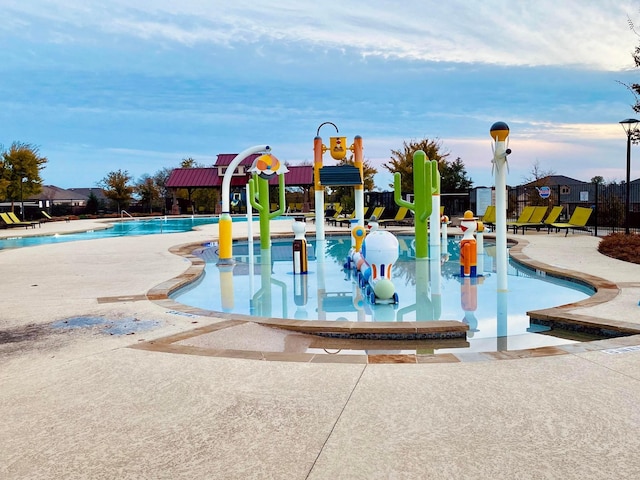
[1,138,475,217]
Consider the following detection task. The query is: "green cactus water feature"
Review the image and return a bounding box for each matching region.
[393,150,439,259]
[248,172,286,250]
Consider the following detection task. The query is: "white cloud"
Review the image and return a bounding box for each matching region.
[5,0,640,189]
[4,0,640,70]
[519,122,629,140]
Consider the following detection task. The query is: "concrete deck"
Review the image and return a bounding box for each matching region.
[1,217,640,479]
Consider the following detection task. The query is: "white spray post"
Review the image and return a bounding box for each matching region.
[429,188,441,253]
[246,183,255,298]
[490,122,511,292]
[441,215,449,246]
[476,222,485,275]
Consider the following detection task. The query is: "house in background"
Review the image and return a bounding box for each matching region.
[67,188,109,205]
[26,185,108,216]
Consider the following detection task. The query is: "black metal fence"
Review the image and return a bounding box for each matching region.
[295,183,640,235]
[364,191,471,219]
[509,182,640,235]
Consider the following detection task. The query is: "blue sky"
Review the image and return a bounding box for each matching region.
[2,0,640,190]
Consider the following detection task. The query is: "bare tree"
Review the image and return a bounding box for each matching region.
[522,160,557,207]
[522,160,556,184]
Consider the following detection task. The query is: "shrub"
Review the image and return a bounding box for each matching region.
[597,233,640,264]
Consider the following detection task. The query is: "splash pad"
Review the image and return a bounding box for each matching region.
[171,234,594,354]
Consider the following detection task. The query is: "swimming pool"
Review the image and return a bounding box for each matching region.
[0,216,235,250]
[171,236,594,353]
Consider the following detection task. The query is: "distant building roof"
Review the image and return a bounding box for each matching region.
[522,175,587,187]
[28,185,90,202]
[67,187,108,201]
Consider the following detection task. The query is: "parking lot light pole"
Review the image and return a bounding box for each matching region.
[620,118,639,234]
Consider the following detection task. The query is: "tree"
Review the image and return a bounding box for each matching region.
[523,159,556,184]
[620,17,640,141]
[180,157,202,168]
[625,17,640,110]
[383,138,472,193]
[440,157,473,192]
[1,142,48,213]
[85,191,101,215]
[99,169,134,213]
[331,156,378,211]
[135,174,161,213]
[599,181,626,227]
[153,167,172,199]
[339,155,377,191]
[152,167,173,213]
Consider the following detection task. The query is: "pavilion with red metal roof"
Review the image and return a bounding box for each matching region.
[165,154,314,214]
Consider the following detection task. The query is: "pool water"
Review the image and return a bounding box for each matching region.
[172,236,594,353]
[0,216,234,250]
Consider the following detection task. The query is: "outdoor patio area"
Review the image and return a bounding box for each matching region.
[1,218,640,479]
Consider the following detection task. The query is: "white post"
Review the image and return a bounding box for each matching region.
[476,228,485,275]
[429,193,441,255]
[315,239,327,319]
[315,189,325,241]
[490,122,510,292]
[246,182,254,256]
[441,219,448,246]
[355,189,365,226]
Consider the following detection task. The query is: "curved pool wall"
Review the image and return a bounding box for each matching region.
[170,236,595,353]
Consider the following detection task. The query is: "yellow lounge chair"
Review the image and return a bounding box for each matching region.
[368,206,386,221]
[8,211,40,228]
[506,206,535,231]
[0,212,34,229]
[519,206,564,234]
[510,206,547,234]
[336,207,373,227]
[328,207,354,226]
[379,206,411,227]
[480,205,496,226]
[549,206,593,236]
[313,205,342,224]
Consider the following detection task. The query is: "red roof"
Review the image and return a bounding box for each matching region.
[165,158,314,189]
[268,165,314,186]
[215,153,260,166]
[166,168,219,188]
